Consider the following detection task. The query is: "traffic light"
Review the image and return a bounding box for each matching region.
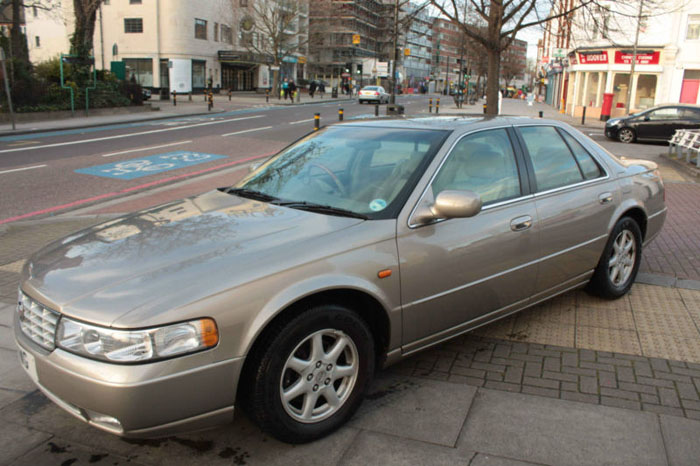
[356,64,363,75]
[345,63,352,73]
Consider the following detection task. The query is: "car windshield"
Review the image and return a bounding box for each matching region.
[232,126,448,219]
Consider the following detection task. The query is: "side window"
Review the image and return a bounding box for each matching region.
[432,129,521,205]
[559,131,603,180]
[519,126,584,191]
[648,108,679,120]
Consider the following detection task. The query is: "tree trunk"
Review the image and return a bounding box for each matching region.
[486,48,500,116]
[71,0,100,57]
[272,65,280,99]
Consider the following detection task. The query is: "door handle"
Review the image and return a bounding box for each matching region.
[510,215,532,232]
[598,192,613,204]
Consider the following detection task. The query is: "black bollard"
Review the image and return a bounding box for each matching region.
[429,98,432,113]
[436,98,440,114]
[374,104,379,116]
[338,108,344,121]
[538,111,543,118]
[581,106,587,125]
[314,113,320,131]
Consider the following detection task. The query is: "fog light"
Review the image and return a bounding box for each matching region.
[84,408,123,434]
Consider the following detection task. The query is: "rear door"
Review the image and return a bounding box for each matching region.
[515,125,617,299]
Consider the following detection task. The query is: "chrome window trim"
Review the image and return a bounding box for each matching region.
[532,173,611,199]
[407,124,525,229]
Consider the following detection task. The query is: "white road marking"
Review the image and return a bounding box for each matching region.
[101,140,193,157]
[0,164,47,175]
[289,118,315,125]
[588,132,604,136]
[222,126,273,137]
[0,115,266,154]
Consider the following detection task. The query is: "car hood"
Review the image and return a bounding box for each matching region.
[24,190,363,326]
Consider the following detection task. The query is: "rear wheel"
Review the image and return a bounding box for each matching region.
[587,217,642,299]
[618,127,635,144]
[243,304,375,443]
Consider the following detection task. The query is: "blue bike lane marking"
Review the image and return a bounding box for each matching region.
[74,151,227,180]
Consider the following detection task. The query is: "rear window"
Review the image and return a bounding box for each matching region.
[519,126,584,191]
[559,130,604,180]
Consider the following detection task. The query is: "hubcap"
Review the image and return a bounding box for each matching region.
[280,329,359,424]
[619,129,633,143]
[608,229,636,286]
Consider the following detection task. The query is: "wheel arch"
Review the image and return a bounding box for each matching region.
[236,286,392,402]
[617,206,648,241]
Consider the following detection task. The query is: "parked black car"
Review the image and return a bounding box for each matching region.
[605,104,700,143]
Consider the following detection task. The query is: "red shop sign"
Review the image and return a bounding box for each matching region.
[578,51,608,64]
[614,51,660,65]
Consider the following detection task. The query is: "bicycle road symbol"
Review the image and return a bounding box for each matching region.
[75,151,228,180]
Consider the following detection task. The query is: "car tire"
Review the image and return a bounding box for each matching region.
[587,216,642,299]
[243,304,375,444]
[617,128,636,144]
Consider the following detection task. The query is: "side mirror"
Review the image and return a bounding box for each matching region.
[412,190,482,225]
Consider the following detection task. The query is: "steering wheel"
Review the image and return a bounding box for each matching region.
[307,162,347,196]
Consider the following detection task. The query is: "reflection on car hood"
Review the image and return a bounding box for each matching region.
[24,190,363,326]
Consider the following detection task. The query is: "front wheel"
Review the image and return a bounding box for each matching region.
[243,305,375,443]
[618,127,635,144]
[587,217,642,299]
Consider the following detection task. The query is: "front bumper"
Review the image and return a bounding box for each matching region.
[15,318,244,438]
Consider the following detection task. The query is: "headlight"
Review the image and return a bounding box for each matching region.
[606,118,621,126]
[56,317,218,363]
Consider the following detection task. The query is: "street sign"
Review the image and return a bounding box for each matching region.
[376,61,389,77]
[270,66,280,70]
[541,56,550,64]
[352,34,361,45]
[404,48,410,56]
[298,56,307,64]
[553,48,566,58]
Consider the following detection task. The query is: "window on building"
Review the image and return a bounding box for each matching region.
[634,74,657,110]
[240,0,248,6]
[130,0,142,4]
[221,24,233,44]
[195,18,207,40]
[123,58,153,87]
[687,15,700,40]
[32,6,38,16]
[124,18,143,33]
[35,36,40,47]
[214,23,219,41]
[103,0,109,4]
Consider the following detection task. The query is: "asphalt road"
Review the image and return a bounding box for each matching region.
[0,94,684,224]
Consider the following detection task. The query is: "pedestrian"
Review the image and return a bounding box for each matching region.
[309,80,317,98]
[289,80,297,101]
[319,81,326,97]
[282,78,289,100]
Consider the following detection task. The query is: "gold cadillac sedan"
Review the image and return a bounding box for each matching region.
[15,117,666,443]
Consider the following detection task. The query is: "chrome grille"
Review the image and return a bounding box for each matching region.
[18,290,60,350]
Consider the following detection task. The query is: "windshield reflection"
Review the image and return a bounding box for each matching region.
[233,126,447,219]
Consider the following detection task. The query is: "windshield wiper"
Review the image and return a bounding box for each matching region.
[221,187,278,203]
[273,200,369,220]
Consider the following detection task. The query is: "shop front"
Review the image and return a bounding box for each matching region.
[218,51,270,91]
[565,48,663,119]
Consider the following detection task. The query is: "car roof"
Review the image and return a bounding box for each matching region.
[335,116,571,131]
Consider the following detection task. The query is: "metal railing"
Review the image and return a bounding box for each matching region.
[669,129,700,168]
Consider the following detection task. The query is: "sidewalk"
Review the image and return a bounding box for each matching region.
[0,92,353,136]
[421,94,605,129]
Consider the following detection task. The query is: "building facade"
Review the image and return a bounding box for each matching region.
[402,3,432,88]
[25,0,310,93]
[539,0,700,119]
[430,18,462,92]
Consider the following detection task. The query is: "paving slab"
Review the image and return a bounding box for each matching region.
[339,430,472,466]
[11,439,143,466]
[349,374,477,447]
[458,388,668,466]
[0,420,52,465]
[0,301,14,327]
[470,454,543,466]
[660,414,700,466]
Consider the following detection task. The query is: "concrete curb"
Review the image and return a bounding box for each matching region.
[0,109,227,137]
[660,153,700,178]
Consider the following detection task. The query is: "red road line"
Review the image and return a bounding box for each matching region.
[0,152,274,225]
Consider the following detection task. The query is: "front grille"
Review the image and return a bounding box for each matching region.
[18,290,60,351]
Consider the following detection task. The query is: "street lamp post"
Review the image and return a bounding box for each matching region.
[390,0,399,104]
[624,0,644,115]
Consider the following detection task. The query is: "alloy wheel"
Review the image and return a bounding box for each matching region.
[279,329,359,424]
[618,128,634,143]
[608,229,636,287]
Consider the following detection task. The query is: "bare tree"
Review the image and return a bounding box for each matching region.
[430,0,600,114]
[71,0,103,58]
[500,42,526,89]
[231,0,310,93]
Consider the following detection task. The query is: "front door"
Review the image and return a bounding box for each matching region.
[397,128,539,349]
